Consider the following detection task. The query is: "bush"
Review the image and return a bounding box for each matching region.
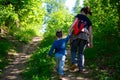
[14,28,36,43]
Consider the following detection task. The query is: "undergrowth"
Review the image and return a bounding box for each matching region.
[22,46,55,80]
[0,39,11,75]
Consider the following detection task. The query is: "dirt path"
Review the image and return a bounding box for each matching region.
[0,37,41,80]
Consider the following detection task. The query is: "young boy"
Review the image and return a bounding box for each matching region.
[48,30,71,80]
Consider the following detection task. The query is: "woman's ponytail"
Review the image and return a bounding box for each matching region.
[86,6,92,15]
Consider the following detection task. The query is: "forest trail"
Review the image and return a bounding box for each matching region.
[0,36,91,80]
[51,50,92,80]
[0,36,41,80]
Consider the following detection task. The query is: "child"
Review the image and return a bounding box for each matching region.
[48,30,71,80]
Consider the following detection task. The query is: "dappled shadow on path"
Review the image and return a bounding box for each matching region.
[0,53,29,80]
[0,36,41,80]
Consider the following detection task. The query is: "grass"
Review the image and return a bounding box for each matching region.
[84,35,120,80]
[22,46,55,80]
[0,38,11,75]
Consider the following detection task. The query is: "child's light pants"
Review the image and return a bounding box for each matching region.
[55,53,66,75]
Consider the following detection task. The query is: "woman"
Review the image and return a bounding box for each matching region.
[69,6,93,73]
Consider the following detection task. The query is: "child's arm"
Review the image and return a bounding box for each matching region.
[65,35,70,43]
[48,42,55,56]
[65,18,78,43]
[65,19,78,42]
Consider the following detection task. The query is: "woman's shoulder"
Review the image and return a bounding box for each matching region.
[76,14,88,19]
[76,14,82,17]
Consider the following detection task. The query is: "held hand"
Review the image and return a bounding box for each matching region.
[68,29,72,35]
[88,42,93,48]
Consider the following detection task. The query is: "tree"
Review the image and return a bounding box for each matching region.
[44,0,73,36]
[72,0,81,15]
[0,0,46,42]
[44,10,73,37]
[45,0,66,14]
[41,0,73,46]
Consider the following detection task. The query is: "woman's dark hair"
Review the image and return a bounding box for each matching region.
[56,30,62,38]
[81,6,92,15]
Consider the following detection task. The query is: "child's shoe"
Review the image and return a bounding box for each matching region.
[58,75,63,80]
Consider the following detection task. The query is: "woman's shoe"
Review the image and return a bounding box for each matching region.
[69,64,79,72]
[79,69,88,74]
[70,64,78,70]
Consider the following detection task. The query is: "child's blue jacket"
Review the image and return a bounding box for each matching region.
[48,35,70,56]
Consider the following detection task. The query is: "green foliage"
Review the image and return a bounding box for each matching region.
[23,47,55,80]
[44,9,73,37]
[45,0,66,14]
[13,27,36,43]
[40,34,55,48]
[72,0,81,14]
[0,0,45,42]
[0,41,11,55]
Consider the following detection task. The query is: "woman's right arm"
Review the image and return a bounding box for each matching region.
[88,26,93,48]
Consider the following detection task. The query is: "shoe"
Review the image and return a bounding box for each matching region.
[79,69,88,74]
[69,64,79,72]
[79,69,84,73]
[58,75,63,80]
[70,64,78,70]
